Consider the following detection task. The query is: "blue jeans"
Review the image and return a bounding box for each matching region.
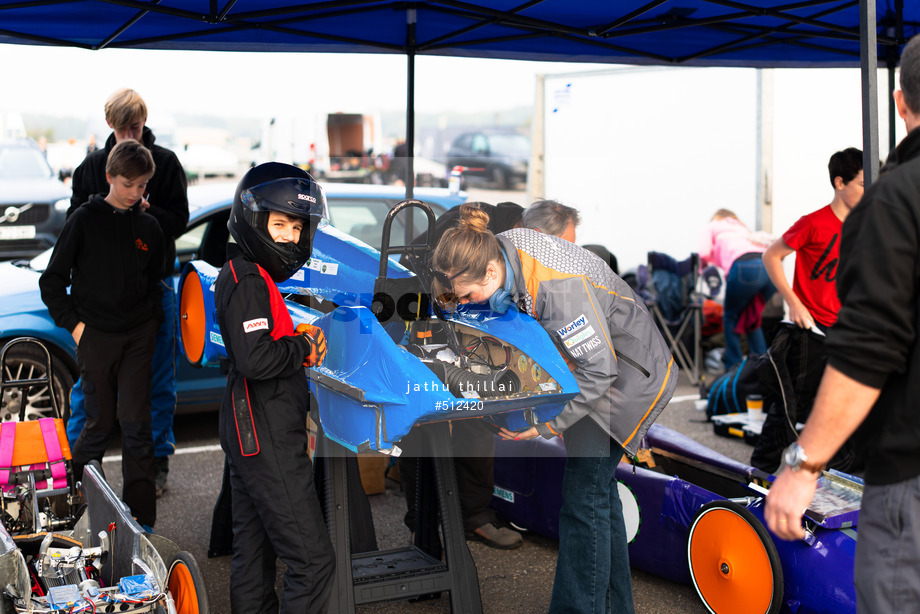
[68,281,177,458]
[549,417,634,614]
[722,257,775,369]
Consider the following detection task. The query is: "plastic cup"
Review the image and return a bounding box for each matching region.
[746,394,764,422]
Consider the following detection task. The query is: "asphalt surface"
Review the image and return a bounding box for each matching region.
[99,374,749,614]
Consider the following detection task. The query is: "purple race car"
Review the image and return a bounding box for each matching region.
[492,423,860,614]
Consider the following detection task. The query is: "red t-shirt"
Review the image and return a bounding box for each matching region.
[782,205,842,327]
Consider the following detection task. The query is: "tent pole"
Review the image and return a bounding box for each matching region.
[405,7,417,244]
[755,68,774,234]
[860,0,880,186]
[406,7,417,201]
[527,73,546,203]
[889,63,897,152]
[406,53,416,201]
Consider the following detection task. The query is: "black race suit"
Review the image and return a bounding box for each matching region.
[215,255,334,614]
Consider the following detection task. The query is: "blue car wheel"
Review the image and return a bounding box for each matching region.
[0,342,72,423]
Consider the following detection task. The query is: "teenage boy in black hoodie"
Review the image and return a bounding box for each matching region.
[67,88,188,498]
[40,139,164,532]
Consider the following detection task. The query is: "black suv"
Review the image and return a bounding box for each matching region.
[446,130,530,189]
[0,138,71,260]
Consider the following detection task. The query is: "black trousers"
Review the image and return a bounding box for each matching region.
[226,427,335,614]
[210,452,378,559]
[751,323,863,474]
[72,320,158,527]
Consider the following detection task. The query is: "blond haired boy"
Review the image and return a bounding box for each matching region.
[68,88,188,497]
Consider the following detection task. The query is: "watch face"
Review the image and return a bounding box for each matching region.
[784,444,799,468]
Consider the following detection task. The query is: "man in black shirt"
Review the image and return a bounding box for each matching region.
[766,34,920,611]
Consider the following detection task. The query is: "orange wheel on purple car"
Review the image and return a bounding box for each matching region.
[687,500,783,614]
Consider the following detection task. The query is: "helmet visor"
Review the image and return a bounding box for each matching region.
[240,177,330,221]
[240,177,328,250]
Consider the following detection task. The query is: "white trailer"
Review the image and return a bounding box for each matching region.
[252,111,386,181]
[252,114,325,170]
[528,65,899,273]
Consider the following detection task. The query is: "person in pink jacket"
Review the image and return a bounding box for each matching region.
[699,209,776,368]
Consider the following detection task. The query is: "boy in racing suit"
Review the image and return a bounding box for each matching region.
[216,163,333,613]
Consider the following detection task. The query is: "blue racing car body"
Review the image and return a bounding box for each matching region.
[177,202,579,454]
[0,181,470,421]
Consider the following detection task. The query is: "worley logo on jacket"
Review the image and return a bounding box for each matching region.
[557,314,588,339]
[243,318,269,333]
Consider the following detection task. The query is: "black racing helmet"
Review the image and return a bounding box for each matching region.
[228,162,329,282]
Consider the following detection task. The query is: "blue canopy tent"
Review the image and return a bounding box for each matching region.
[1,0,918,189]
[0,1,914,64]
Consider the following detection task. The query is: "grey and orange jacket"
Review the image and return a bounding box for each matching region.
[497,229,678,456]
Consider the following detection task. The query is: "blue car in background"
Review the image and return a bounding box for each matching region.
[0,180,467,421]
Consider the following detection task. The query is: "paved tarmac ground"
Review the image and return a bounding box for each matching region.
[100,374,746,614]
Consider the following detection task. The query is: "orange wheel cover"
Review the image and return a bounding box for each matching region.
[179,270,205,365]
[689,507,774,614]
[169,561,200,614]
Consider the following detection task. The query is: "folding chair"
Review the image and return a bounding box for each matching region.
[643,252,703,385]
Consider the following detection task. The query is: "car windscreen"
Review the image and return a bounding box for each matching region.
[327,198,445,250]
[0,146,54,180]
[488,134,530,157]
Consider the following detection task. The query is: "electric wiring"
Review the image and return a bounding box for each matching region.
[464,335,511,370]
[0,353,195,614]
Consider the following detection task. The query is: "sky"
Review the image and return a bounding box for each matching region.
[0,43,614,122]
[0,41,900,272]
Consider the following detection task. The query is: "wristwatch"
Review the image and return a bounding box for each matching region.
[783,443,825,474]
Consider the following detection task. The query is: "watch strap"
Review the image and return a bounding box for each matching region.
[799,458,825,474]
[786,443,825,474]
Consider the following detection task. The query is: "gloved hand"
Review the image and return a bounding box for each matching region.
[295,323,327,367]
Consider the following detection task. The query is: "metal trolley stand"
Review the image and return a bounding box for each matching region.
[322,420,482,613]
[321,199,483,612]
